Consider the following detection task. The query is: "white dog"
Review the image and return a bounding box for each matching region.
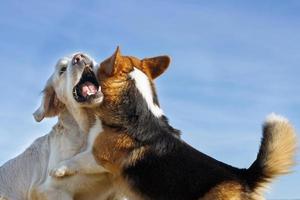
[0,53,123,200]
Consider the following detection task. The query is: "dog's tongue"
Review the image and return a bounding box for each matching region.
[81,82,97,97]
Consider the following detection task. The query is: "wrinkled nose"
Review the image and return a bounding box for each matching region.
[72,53,92,67]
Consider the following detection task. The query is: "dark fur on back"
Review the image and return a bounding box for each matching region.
[95,49,296,200]
[105,79,249,200]
[118,80,180,145]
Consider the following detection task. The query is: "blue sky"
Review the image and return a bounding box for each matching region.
[0,0,299,198]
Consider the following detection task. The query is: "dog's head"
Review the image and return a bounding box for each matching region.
[96,47,170,126]
[34,53,103,122]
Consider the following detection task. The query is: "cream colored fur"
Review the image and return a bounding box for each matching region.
[253,113,297,196]
[0,54,122,200]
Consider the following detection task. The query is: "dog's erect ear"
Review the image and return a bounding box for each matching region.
[100,46,122,76]
[33,83,64,122]
[142,56,170,79]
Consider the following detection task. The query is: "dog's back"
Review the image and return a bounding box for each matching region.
[93,48,297,200]
[0,135,49,200]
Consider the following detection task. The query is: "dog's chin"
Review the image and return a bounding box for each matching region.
[72,67,103,106]
[76,92,104,107]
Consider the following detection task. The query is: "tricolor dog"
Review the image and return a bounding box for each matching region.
[54,48,297,200]
[0,53,123,200]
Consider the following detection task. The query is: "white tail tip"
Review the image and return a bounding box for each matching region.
[265,113,289,124]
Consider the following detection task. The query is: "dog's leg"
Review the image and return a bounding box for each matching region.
[50,150,107,178]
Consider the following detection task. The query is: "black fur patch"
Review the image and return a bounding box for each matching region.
[111,80,180,143]
[105,79,249,200]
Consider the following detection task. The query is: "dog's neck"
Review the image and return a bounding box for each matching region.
[56,108,80,131]
[103,81,180,145]
[60,105,95,134]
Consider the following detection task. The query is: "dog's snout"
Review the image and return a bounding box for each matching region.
[72,54,85,65]
[72,53,93,68]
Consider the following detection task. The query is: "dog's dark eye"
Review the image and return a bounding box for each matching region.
[59,66,67,75]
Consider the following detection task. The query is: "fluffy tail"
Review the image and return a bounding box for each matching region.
[246,113,297,194]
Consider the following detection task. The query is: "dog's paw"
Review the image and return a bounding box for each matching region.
[50,165,77,178]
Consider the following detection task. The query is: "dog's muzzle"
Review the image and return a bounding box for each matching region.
[72,54,102,103]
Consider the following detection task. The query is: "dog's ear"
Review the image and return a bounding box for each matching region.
[142,56,170,79]
[33,83,64,122]
[99,46,122,77]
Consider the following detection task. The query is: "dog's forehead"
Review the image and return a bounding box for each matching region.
[55,56,71,70]
[117,56,144,74]
[125,56,152,78]
[124,56,141,67]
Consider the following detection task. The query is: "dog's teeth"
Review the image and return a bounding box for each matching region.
[73,89,78,98]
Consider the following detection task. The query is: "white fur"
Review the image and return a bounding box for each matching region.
[0,119,108,200]
[265,113,289,124]
[0,54,121,200]
[50,118,108,177]
[129,67,163,117]
[88,118,103,149]
[33,97,46,122]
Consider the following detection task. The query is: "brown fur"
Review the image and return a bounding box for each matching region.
[96,47,169,126]
[201,181,245,200]
[93,126,149,175]
[35,84,65,121]
[92,126,147,200]
[93,47,168,169]
[93,48,297,200]
[93,127,135,174]
[92,48,169,199]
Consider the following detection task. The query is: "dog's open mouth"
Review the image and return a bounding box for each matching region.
[73,67,101,103]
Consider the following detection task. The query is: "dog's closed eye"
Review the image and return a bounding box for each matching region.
[59,66,67,75]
